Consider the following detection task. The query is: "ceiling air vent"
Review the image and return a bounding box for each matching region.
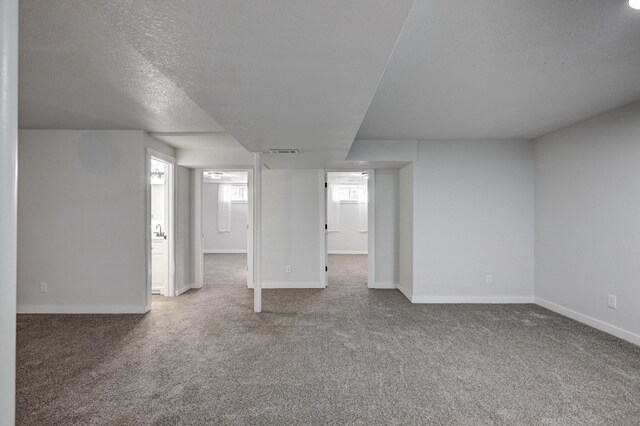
[267,148,299,154]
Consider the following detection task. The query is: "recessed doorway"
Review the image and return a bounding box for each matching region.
[148,153,175,303]
[325,171,374,288]
[200,170,252,289]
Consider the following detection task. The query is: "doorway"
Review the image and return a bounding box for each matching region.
[199,170,252,289]
[148,154,175,300]
[325,171,374,288]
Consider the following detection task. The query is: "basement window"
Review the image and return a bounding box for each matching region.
[222,184,248,203]
[332,184,366,203]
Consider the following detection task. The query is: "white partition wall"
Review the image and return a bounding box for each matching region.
[396,140,535,304]
[409,140,534,303]
[18,131,148,313]
[261,169,324,289]
[535,102,640,345]
[0,1,18,423]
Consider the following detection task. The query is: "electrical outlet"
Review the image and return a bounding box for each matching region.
[607,294,617,309]
[485,274,493,285]
[40,282,48,293]
[285,265,292,273]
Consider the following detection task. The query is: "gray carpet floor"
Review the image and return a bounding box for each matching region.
[16,254,640,425]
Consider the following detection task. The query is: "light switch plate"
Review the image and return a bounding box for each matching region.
[607,294,617,309]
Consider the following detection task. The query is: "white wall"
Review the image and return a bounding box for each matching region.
[202,182,248,252]
[374,169,399,288]
[347,139,418,162]
[535,102,640,345]
[398,163,414,298]
[177,147,253,169]
[408,140,534,303]
[260,169,323,288]
[18,130,147,313]
[175,166,193,294]
[327,201,367,254]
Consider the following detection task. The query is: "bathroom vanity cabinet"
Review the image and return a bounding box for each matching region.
[151,238,168,295]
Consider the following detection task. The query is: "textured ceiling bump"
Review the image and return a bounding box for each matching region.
[82,0,415,160]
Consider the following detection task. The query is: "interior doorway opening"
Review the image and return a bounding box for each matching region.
[149,155,175,300]
[201,170,251,289]
[325,171,372,288]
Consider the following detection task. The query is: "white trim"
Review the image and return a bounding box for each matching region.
[398,284,412,302]
[319,171,328,288]
[535,297,640,347]
[147,148,176,164]
[246,169,254,289]
[204,249,247,254]
[248,281,324,289]
[145,152,152,310]
[328,250,368,255]
[176,284,194,296]
[410,295,534,304]
[253,154,262,312]
[370,282,399,289]
[17,305,149,314]
[167,161,176,297]
[367,168,375,288]
[193,168,204,288]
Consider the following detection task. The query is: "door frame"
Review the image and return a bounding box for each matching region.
[146,149,176,309]
[193,168,254,289]
[323,169,375,288]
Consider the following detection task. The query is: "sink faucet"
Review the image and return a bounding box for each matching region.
[155,224,163,236]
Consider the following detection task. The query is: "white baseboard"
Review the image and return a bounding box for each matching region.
[204,249,247,254]
[398,284,412,302]
[328,250,368,255]
[176,284,194,296]
[535,297,640,347]
[17,304,148,314]
[247,281,324,289]
[369,282,398,289]
[410,295,534,304]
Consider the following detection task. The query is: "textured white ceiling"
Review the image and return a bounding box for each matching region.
[21,0,638,167]
[357,0,640,140]
[82,0,414,160]
[19,0,225,132]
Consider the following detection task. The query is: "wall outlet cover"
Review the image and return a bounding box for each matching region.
[607,294,617,309]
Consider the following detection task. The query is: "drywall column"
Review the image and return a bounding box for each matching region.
[253,153,262,313]
[0,0,18,423]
